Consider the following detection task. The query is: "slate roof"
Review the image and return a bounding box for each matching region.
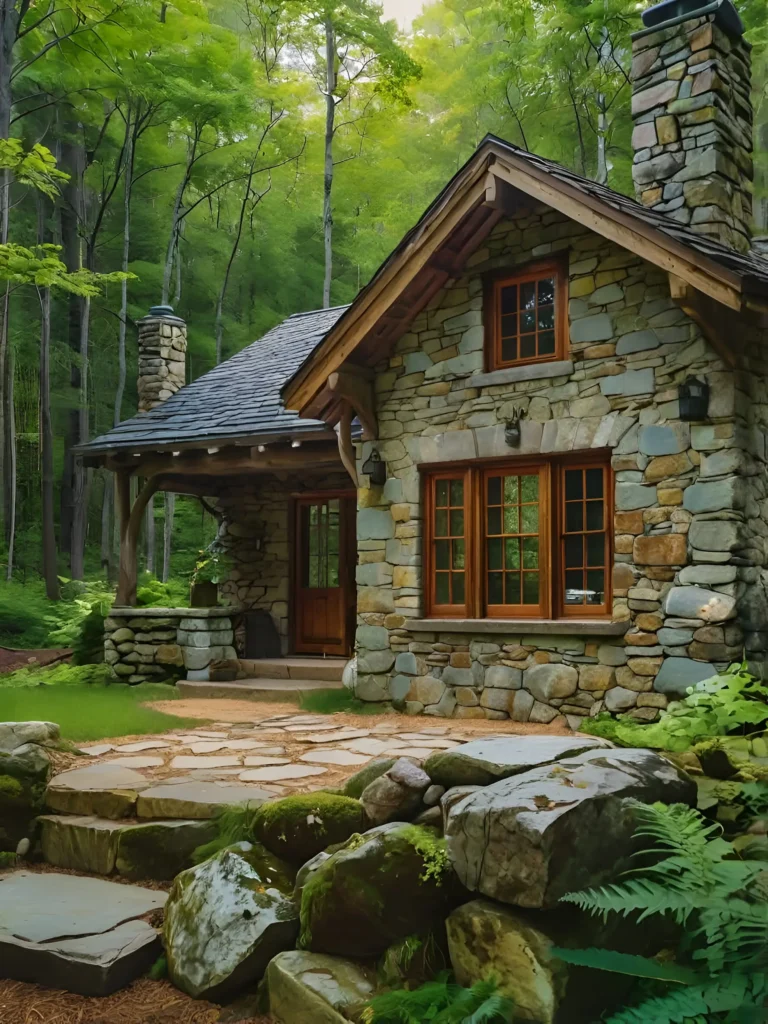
[80,305,350,455]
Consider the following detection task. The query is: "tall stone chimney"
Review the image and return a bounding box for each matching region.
[136,305,187,412]
[630,0,753,253]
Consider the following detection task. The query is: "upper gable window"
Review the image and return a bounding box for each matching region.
[484,258,567,371]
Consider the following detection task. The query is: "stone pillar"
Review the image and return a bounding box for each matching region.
[136,305,187,412]
[630,0,753,253]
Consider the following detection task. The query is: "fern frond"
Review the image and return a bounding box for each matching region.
[605,971,768,1024]
[461,992,515,1024]
[561,877,698,923]
[551,947,699,984]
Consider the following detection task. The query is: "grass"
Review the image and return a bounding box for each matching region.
[299,688,388,715]
[0,663,203,742]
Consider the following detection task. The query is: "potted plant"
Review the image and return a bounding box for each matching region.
[190,549,231,608]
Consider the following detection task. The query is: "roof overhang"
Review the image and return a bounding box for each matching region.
[283,137,768,423]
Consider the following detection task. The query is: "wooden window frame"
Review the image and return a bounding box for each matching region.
[422,454,612,621]
[483,257,569,372]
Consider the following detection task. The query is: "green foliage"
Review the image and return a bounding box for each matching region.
[0,140,69,199]
[554,801,768,1023]
[192,803,263,863]
[400,826,451,884]
[148,955,168,981]
[253,791,366,863]
[299,688,388,715]
[362,973,514,1024]
[136,575,190,608]
[582,663,768,752]
[191,549,232,586]
[0,851,17,869]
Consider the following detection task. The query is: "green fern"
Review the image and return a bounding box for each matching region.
[555,802,768,1022]
[362,974,514,1024]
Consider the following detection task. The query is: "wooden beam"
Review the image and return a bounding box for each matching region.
[483,172,534,216]
[336,403,358,486]
[116,476,159,606]
[668,274,738,367]
[108,442,342,479]
[327,369,377,439]
[115,468,130,544]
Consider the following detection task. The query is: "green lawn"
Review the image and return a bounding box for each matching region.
[0,665,203,743]
[299,688,387,716]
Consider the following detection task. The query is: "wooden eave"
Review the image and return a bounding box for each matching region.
[283,140,766,424]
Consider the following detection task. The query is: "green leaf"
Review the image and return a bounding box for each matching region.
[551,948,700,984]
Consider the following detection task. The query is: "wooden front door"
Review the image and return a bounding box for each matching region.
[293,494,356,656]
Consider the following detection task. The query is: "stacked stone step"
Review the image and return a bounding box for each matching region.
[136,306,187,412]
[630,9,753,252]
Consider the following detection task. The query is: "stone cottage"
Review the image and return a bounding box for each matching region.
[79,0,768,727]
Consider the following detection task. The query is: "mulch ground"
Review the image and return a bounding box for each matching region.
[0,979,273,1024]
[0,646,72,674]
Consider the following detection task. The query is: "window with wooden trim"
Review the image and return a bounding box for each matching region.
[423,456,611,620]
[484,259,567,371]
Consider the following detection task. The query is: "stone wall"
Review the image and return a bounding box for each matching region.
[136,307,187,412]
[352,204,763,720]
[630,10,753,252]
[105,608,236,683]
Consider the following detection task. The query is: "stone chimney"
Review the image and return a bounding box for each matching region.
[631,0,753,253]
[136,305,187,412]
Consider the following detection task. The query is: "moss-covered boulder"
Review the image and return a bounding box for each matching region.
[0,724,54,853]
[253,793,367,865]
[343,758,396,799]
[116,819,218,881]
[266,950,376,1024]
[164,843,299,1001]
[300,823,456,958]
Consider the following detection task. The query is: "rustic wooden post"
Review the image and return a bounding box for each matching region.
[116,476,159,606]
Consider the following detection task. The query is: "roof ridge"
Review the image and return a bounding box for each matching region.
[286,304,351,320]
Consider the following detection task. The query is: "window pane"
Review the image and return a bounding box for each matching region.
[504,476,519,503]
[435,539,450,570]
[505,537,520,569]
[450,509,464,536]
[487,477,501,505]
[565,534,582,568]
[565,503,583,532]
[487,537,502,570]
[522,537,539,568]
[453,539,465,569]
[586,468,604,499]
[538,277,555,305]
[488,506,502,535]
[520,309,536,332]
[436,573,450,604]
[520,281,536,309]
[488,571,503,604]
[452,573,465,604]
[586,501,604,531]
[538,330,555,355]
[565,570,584,604]
[586,570,605,604]
[565,470,583,500]
[435,509,448,536]
[503,505,519,534]
[520,334,536,358]
[523,573,539,604]
[501,337,518,362]
[521,475,538,502]
[587,533,605,567]
[501,313,517,337]
[505,573,521,604]
[501,284,517,314]
[537,306,554,331]
[521,504,538,533]
[450,479,464,505]
[436,479,448,506]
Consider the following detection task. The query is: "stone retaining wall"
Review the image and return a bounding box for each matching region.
[104,607,237,683]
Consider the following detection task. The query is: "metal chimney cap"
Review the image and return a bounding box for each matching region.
[148,304,177,317]
[640,0,744,36]
[139,304,187,326]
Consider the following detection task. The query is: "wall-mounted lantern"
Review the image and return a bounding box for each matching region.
[678,375,709,422]
[362,448,387,486]
[504,406,526,448]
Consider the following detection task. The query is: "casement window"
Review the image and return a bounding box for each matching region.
[484,258,568,371]
[424,457,611,619]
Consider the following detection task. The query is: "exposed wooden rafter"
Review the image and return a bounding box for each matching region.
[327,368,377,439]
[668,274,738,366]
[336,403,358,486]
[108,442,342,480]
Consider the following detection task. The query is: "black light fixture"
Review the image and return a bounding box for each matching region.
[678,375,709,422]
[362,448,387,486]
[504,405,525,448]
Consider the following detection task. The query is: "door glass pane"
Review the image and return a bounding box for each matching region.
[488,572,503,604]
[487,537,502,570]
[586,570,605,604]
[505,573,521,604]
[486,471,540,608]
[436,540,450,570]
[435,573,449,604]
[432,476,465,607]
[452,573,465,604]
[302,500,341,589]
[523,573,539,604]
[522,537,539,568]
[561,466,607,609]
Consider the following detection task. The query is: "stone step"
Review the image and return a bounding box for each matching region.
[39,813,218,880]
[177,676,344,702]
[0,870,166,996]
[239,656,347,682]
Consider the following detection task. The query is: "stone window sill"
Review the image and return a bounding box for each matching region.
[473,359,573,388]
[405,618,627,636]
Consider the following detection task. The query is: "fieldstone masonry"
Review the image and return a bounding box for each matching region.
[630,8,753,252]
[104,608,236,683]
[351,201,765,722]
[136,306,187,412]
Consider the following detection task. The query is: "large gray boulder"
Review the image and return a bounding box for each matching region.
[424,735,613,788]
[164,844,299,1000]
[300,823,454,958]
[266,950,376,1024]
[0,721,57,851]
[360,758,431,825]
[445,748,695,908]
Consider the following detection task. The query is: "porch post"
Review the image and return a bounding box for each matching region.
[115,476,159,606]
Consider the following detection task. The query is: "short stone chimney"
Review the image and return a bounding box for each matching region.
[631,0,753,253]
[136,304,187,412]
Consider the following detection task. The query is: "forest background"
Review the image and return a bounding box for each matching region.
[0,0,765,635]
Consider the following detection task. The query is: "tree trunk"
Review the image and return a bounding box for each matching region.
[39,282,58,600]
[215,163,256,364]
[2,284,15,580]
[596,93,608,186]
[145,496,155,575]
[162,136,196,305]
[162,491,174,582]
[100,471,112,578]
[70,291,91,579]
[0,1,14,558]
[322,15,336,309]
[114,109,134,429]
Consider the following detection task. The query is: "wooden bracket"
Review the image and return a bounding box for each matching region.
[336,403,358,487]
[668,273,738,367]
[327,367,377,440]
[483,171,535,216]
[115,475,159,606]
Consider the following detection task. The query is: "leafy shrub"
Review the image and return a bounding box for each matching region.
[300,687,387,715]
[582,663,768,752]
[0,662,111,688]
[0,580,63,648]
[361,974,514,1023]
[554,801,768,1023]
[136,574,190,608]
